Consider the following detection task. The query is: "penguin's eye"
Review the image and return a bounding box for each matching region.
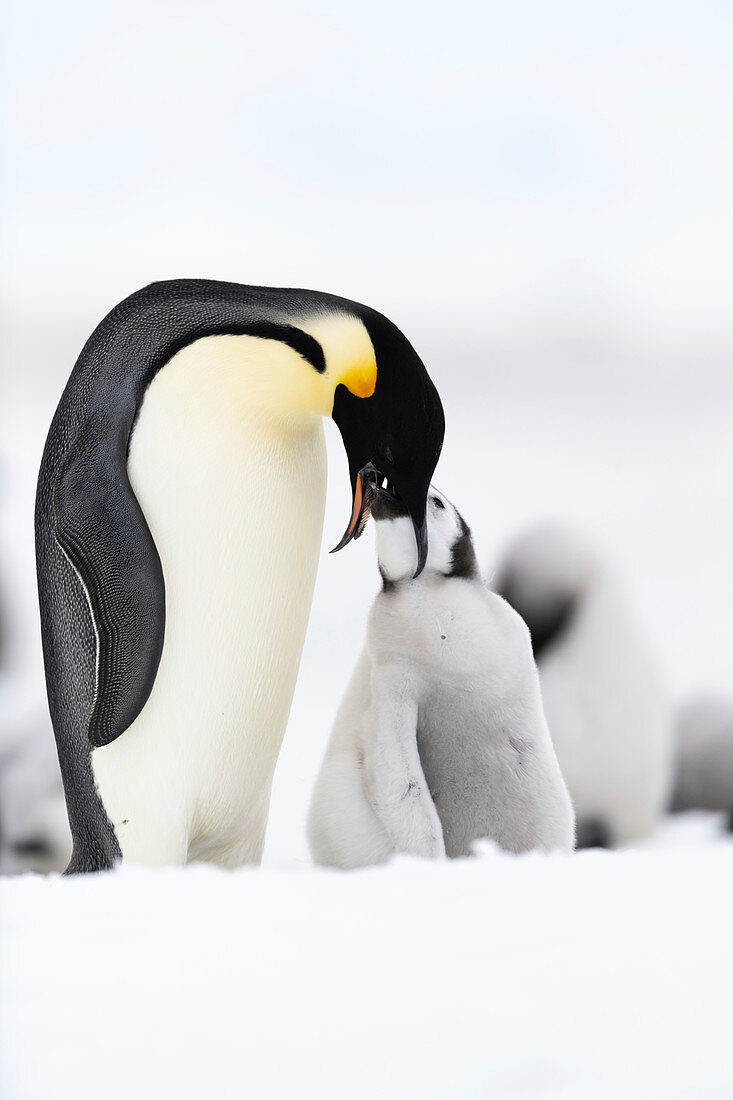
[432,497,444,509]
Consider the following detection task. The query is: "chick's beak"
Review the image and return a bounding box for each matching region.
[330,464,429,578]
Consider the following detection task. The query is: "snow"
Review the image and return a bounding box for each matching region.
[2,825,732,1100]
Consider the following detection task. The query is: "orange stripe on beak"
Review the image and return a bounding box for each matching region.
[330,470,369,554]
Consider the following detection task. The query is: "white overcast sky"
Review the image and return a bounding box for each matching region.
[2,0,733,354]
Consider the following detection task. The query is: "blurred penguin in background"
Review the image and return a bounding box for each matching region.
[0,720,72,874]
[671,696,733,830]
[0,543,71,874]
[493,524,672,848]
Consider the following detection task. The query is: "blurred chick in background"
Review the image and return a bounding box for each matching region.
[671,696,733,829]
[493,524,673,848]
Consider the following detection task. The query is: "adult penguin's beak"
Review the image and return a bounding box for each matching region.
[330,315,444,578]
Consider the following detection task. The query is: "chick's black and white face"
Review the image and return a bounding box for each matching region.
[373,485,477,585]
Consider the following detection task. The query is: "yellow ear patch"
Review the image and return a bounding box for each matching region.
[339,359,377,399]
[299,313,378,407]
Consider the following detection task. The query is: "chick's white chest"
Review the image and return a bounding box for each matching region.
[368,580,505,683]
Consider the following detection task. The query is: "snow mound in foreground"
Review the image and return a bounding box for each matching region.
[2,831,732,1100]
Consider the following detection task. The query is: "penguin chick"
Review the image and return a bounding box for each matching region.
[671,696,733,829]
[308,488,574,867]
[493,525,672,848]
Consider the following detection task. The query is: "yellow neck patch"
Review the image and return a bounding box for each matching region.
[158,315,378,432]
[300,314,377,408]
[338,359,377,400]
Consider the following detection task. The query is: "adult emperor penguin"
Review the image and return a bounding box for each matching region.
[308,487,574,868]
[493,525,672,847]
[35,280,444,873]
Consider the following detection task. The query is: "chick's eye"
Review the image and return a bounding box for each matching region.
[432,497,444,509]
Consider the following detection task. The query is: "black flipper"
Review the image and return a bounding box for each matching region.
[53,418,165,748]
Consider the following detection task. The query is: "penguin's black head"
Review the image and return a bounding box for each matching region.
[111,281,444,577]
[330,307,444,577]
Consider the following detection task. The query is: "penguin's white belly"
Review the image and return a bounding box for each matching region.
[91,347,327,866]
